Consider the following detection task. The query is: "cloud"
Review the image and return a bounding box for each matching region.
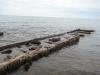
[0,0,100,18]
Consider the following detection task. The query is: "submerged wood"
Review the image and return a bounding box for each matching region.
[49,37,61,42]
[68,33,85,37]
[0,32,3,36]
[0,32,67,51]
[67,29,80,33]
[0,50,12,54]
[0,29,94,51]
[0,36,80,75]
[78,29,95,32]
[0,29,95,75]
[67,29,95,34]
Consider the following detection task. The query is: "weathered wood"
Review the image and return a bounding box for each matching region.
[67,29,95,34]
[78,29,95,32]
[0,32,3,36]
[67,29,80,33]
[0,32,67,51]
[0,29,95,75]
[0,36,80,75]
[49,37,60,42]
[68,33,85,37]
[0,50,12,54]
[0,29,94,51]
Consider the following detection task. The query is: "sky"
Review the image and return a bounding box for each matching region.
[0,0,100,18]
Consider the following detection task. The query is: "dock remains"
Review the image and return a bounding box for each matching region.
[0,29,95,75]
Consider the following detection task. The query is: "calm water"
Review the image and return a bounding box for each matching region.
[0,15,100,75]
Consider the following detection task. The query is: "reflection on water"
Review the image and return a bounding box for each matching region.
[0,16,100,75]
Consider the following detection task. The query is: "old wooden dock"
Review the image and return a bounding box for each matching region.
[0,29,95,75]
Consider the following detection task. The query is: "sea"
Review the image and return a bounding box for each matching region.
[0,15,100,75]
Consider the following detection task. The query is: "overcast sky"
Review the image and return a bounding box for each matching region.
[0,0,100,18]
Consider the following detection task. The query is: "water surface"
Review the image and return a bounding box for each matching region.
[0,15,100,75]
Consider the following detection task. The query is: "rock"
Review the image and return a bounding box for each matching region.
[49,37,60,42]
[1,50,12,54]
